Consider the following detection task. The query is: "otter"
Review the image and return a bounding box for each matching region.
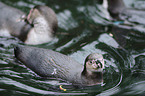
[14,45,104,86]
[107,0,126,19]
[0,2,57,45]
[106,0,145,25]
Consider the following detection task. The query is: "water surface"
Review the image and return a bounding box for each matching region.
[0,0,145,95]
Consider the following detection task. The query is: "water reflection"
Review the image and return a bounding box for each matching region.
[57,10,78,30]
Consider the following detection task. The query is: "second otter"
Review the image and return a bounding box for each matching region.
[0,2,58,45]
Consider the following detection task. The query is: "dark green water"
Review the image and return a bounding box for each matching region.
[0,0,145,95]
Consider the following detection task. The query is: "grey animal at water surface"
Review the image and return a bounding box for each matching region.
[0,2,57,45]
[14,45,104,86]
[106,0,145,25]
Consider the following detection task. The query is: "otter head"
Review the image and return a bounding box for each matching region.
[27,5,58,33]
[22,5,58,45]
[84,53,104,73]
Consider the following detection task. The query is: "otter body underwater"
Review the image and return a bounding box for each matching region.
[0,2,58,45]
[14,45,104,86]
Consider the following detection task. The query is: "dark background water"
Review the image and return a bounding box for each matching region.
[0,0,145,95]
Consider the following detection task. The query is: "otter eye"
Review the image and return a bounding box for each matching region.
[90,61,93,64]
